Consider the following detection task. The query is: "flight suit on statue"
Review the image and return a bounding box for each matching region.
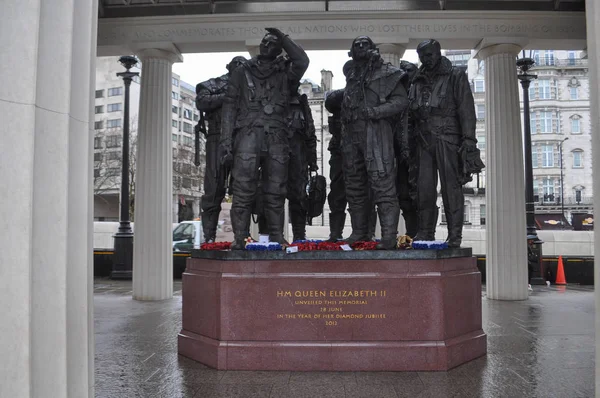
[395,60,419,238]
[341,36,409,250]
[324,89,347,241]
[409,39,480,247]
[220,28,309,249]
[287,93,318,242]
[324,88,377,242]
[195,56,246,242]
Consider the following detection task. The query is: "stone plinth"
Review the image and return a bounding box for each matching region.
[178,249,486,371]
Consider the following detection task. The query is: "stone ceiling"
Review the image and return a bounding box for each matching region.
[99,0,585,18]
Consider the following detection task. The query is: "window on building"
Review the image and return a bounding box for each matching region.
[539,80,552,99]
[94,121,103,130]
[106,135,121,148]
[533,179,540,202]
[539,111,552,133]
[568,51,577,65]
[534,50,555,66]
[172,133,178,142]
[530,113,537,133]
[541,144,554,167]
[94,169,101,178]
[571,118,581,134]
[573,150,583,168]
[95,89,104,98]
[183,122,193,134]
[545,50,555,66]
[95,105,104,114]
[183,136,193,146]
[108,87,122,96]
[107,103,122,112]
[480,204,486,225]
[464,205,470,224]
[475,104,485,119]
[107,151,120,161]
[474,80,484,93]
[529,82,535,100]
[172,119,178,128]
[477,135,486,150]
[172,91,179,100]
[172,77,179,87]
[183,178,192,188]
[107,119,121,128]
[172,105,178,114]
[542,177,555,201]
[94,153,103,162]
[575,189,582,203]
[570,87,578,100]
[532,146,539,168]
[94,137,102,149]
[181,163,192,174]
[183,108,193,120]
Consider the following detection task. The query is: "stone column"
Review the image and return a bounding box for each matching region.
[0,1,97,397]
[477,44,528,300]
[377,43,406,67]
[584,1,600,392]
[133,49,182,301]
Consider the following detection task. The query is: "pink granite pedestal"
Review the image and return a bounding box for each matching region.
[177,249,486,371]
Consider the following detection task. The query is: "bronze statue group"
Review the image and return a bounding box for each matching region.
[195,28,484,251]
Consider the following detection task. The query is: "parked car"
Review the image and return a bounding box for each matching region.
[173,220,203,251]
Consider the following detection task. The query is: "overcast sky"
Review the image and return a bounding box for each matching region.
[173,50,420,90]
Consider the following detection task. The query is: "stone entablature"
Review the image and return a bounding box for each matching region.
[97,11,586,55]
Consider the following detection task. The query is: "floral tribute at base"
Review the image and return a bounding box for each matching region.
[200,237,448,251]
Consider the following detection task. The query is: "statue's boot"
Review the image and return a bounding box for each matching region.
[327,212,346,242]
[230,206,251,250]
[402,210,419,239]
[201,211,218,243]
[265,205,289,246]
[413,207,438,241]
[367,206,378,240]
[290,210,307,242]
[344,207,371,245]
[445,205,463,248]
[376,203,400,250]
[257,213,269,236]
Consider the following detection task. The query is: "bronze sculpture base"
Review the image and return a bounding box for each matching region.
[178,249,486,371]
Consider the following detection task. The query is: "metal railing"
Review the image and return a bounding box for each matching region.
[533,58,588,68]
[534,194,593,206]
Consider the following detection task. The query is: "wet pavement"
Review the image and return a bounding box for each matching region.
[94,279,595,398]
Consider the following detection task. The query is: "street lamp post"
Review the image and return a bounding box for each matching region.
[559,137,569,228]
[111,55,139,280]
[517,54,545,285]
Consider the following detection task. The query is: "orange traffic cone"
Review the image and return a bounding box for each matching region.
[555,255,567,285]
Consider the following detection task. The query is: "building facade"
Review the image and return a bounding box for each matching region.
[446,49,591,229]
[93,57,205,222]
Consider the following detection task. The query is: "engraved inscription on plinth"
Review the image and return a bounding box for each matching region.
[275,289,388,327]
